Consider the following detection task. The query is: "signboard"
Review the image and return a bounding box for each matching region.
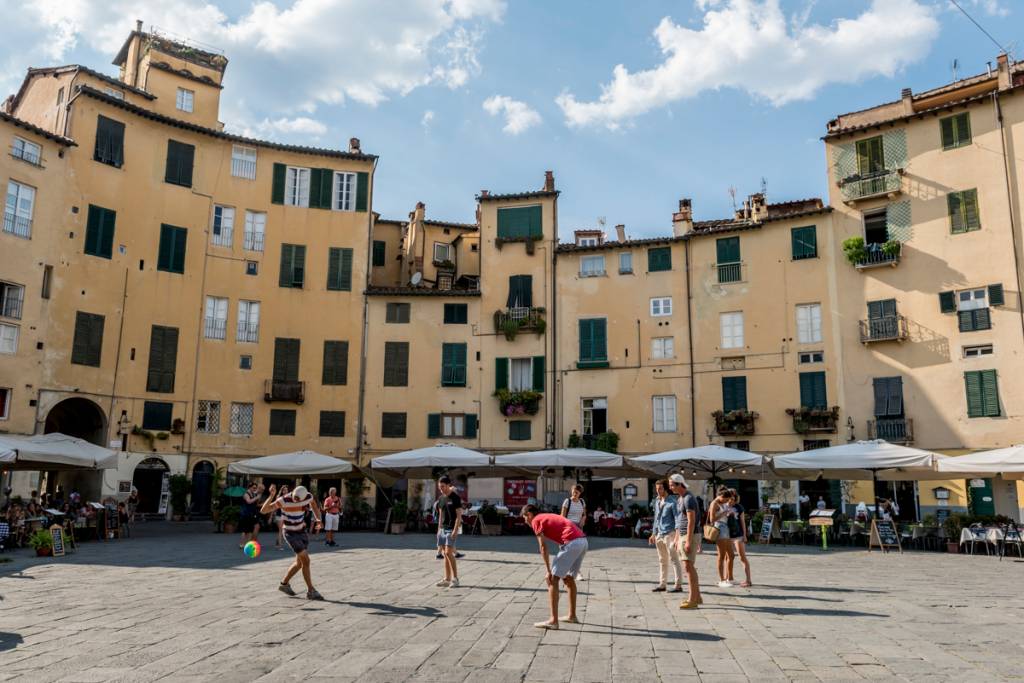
[106,505,120,531]
[936,508,951,525]
[504,479,537,509]
[809,509,835,526]
[868,519,902,553]
[49,524,65,557]
[118,481,133,494]
[758,514,780,543]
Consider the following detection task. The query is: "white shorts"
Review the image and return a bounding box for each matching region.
[551,537,588,578]
[324,513,340,531]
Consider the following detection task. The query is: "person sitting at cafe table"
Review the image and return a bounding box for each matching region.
[611,505,626,520]
[592,507,606,524]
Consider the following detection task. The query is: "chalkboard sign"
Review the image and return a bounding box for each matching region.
[49,525,65,557]
[869,519,902,553]
[935,509,951,525]
[758,514,779,544]
[106,506,119,531]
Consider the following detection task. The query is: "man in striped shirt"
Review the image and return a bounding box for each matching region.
[261,484,324,600]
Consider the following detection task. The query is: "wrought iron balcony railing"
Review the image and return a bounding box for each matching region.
[264,379,305,404]
[839,168,902,201]
[868,417,913,443]
[859,314,909,343]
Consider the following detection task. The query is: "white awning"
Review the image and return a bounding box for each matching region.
[936,445,1024,479]
[228,450,354,476]
[370,445,493,478]
[497,448,623,469]
[631,445,764,479]
[771,440,945,480]
[0,433,118,470]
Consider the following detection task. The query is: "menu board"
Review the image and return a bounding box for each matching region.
[504,479,537,509]
[869,519,902,552]
[758,514,778,544]
[49,525,65,557]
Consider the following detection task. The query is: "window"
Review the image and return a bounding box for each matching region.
[957,287,991,332]
[496,205,542,238]
[381,412,407,438]
[799,350,824,364]
[195,400,220,433]
[803,440,830,450]
[948,189,980,233]
[791,226,817,260]
[941,112,971,150]
[0,282,24,319]
[175,88,194,113]
[331,171,356,211]
[4,180,35,238]
[619,252,633,274]
[372,240,387,267]
[12,137,41,165]
[647,247,671,272]
[385,303,410,323]
[70,311,104,366]
[720,312,744,349]
[237,300,260,343]
[509,420,531,441]
[580,255,605,276]
[576,234,599,246]
[243,211,266,252]
[856,135,885,175]
[164,140,195,187]
[0,387,9,419]
[444,303,467,324]
[444,414,474,438]
[0,323,18,355]
[650,297,672,317]
[231,145,257,179]
[965,369,1000,418]
[319,411,346,437]
[872,377,903,417]
[93,115,125,168]
[716,237,741,283]
[285,166,310,207]
[383,341,409,386]
[203,296,228,340]
[653,395,677,432]
[509,358,532,392]
[326,247,353,291]
[142,401,173,430]
[322,340,349,385]
[651,337,674,359]
[963,344,993,358]
[799,371,828,409]
[582,397,607,436]
[146,325,179,393]
[430,242,452,264]
[496,356,545,393]
[42,265,52,300]
[157,224,187,274]
[273,338,300,382]
[239,355,252,370]
[441,343,467,387]
[84,204,116,259]
[102,87,124,100]
[269,409,297,436]
[507,275,533,308]
[863,210,888,245]
[211,205,234,247]
[246,261,258,276]
[796,304,822,344]
[278,244,306,288]
[577,318,608,368]
[230,403,253,435]
[722,377,748,412]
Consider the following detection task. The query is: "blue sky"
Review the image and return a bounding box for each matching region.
[0,1,1016,238]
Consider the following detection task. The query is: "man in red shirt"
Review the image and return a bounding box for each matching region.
[522,504,588,630]
[322,487,341,547]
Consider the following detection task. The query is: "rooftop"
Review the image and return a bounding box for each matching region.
[0,110,77,147]
[114,30,228,72]
[365,287,481,297]
[423,219,478,231]
[477,189,559,203]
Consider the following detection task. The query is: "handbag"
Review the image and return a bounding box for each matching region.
[703,524,720,542]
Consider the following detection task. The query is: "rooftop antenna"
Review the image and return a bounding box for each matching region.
[728,186,737,212]
[760,177,767,200]
[952,58,959,82]
[596,216,606,229]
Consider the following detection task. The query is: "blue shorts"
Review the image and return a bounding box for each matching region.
[437,528,457,547]
[551,537,588,578]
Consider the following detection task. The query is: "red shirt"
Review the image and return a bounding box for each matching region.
[323,495,341,514]
[531,513,585,545]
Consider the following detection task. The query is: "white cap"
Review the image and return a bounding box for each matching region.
[292,485,308,500]
[669,473,687,487]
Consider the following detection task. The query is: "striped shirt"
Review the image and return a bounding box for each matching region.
[276,494,313,532]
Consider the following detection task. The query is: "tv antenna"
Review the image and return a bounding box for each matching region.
[760,177,768,199]
[728,186,737,212]
[951,58,959,82]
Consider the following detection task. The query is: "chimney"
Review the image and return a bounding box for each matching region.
[543,171,555,192]
[749,193,767,222]
[479,190,489,198]
[997,53,1011,90]
[901,87,913,115]
[136,19,143,33]
[672,198,693,237]
[615,224,626,242]
[348,137,361,154]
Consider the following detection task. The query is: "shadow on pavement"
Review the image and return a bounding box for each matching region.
[334,600,445,618]
[755,583,888,594]
[581,625,723,641]
[0,632,23,652]
[711,605,886,618]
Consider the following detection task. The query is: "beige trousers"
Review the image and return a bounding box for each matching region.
[655,534,683,587]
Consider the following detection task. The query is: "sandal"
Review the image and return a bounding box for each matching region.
[739,581,752,587]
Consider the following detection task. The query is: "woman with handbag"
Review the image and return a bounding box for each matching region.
[706,486,736,588]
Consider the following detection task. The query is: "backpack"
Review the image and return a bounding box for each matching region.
[562,498,585,520]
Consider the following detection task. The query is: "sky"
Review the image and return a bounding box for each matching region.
[0,0,1018,239]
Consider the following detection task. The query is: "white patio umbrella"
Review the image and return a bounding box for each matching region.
[937,445,1024,479]
[631,445,765,482]
[228,450,354,476]
[0,433,117,470]
[495,448,651,478]
[370,444,492,478]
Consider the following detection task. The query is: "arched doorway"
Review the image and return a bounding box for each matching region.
[44,397,107,445]
[132,457,169,515]
[190,461,215,516]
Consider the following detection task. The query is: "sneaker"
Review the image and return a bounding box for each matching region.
[435,579,450,587]
[718,580,733,588]
[455,552,465,559]
[651,585,667,592]
[307,589,324,601]
[436,553,443,559]
[448,577,460,588]
[278,583,297,596]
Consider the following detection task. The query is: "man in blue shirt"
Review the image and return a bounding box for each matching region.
[647,479,683,592]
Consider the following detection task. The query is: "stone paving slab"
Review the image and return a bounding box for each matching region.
[0,523,1023,681]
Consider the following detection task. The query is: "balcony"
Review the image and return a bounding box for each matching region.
[494,306,546,340]
[854,242,902,269]
[236,321,259,343]
[715,261,744,284]
[495,389,541,417]
[264,379,305,404]
[839,168,903,203]
[859,314,909,344]
[712,409,758,436]
[868,417,913,443]
[787,406,840,434]
[243,231,265,252]
[203,317,227,340]
[2,212,32,239]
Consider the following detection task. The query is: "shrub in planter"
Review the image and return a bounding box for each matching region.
[220,504,240,533]
[28,529,53,556]
[390,501,408,534]
[943,513,966,552]
[594,430,619,454]
[842,236,867,265]
[169,474,191,519]
[494,389,542,416]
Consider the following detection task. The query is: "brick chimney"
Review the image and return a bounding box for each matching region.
[348,137,361,154]
[901,87,913,115]
[615,224,626,242]
[997,53,1011,90]
[749,193,767,222]
[544,171,555,192]
[672,198,693,237]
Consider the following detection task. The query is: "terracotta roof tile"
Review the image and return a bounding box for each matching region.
[477,190,559,202]
[365,287,480,297]
[0,111,76,147]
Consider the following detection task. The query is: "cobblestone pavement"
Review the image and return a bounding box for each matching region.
[0,523,1022,682]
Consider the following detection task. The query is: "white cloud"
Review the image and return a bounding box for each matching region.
[966,0,1010,17]
[557,0,941,129]
[243,116,328,139]
[482,95,542,134]
[421,109,435,127]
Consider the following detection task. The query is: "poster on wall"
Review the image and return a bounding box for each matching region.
[504,479,537,509]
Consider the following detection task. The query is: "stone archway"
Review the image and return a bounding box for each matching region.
[44,397,108,445]
[190,461,215,516]
[132,457,169,515]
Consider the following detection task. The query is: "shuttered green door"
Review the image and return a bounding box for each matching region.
[441,343,467,386]
[157,224,187,273]
[532,356,545,392]
[273,338,301,382]
[578,319,608,368]
[965,370,1000,417]
[164,140,194,187]
[146,325,179,393]
[327,247,353,291]
[495,357,508,390]
[279,244,306,288]
[722,376,747,411]
[872,377,903,417]
[799,372,827,409]
[84,205,116,259]
[372,240,386,266]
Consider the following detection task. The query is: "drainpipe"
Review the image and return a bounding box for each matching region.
[684,239,696,447]
[107,270,130,446]
[355,156,379,467]
[993,92,1024,342]
[550,201,558,448]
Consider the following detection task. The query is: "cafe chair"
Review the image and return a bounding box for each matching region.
[1001,526,1023,560]
[963,525,989,556]
[0,523,8,552]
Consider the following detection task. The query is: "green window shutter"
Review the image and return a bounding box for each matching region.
[495,357,508,390]
[962,189,980,230]
[940,117,955,150]
[293,245,305,287]
[271,163,286,204]
[71,311,104,367]
[867,300,883,320]
[327,247,348,291]
[497,206,542,238]
[532,355,545,392]
[142,401,173,430]
[791,226,817,260]
[180,142,194,187]
[956,113,972,147]
[965,371,984,418]
[339,248,352,291]
[509,421,531,441]
[988,283,1005,307]
[444,303,467,324]
[100,207,116,258]
[157,225,173,271]
[579,319,592,361]
[974,307,991,330]
[981,369,1000,417]
[887,377,904,416]
[427,413,441,439]
[322,340,348,385]
[171,227,187,273]
[938,291,956,313]
[146,325,178,393]
[372,240,386,267]
[799,371,826,409]
[157,225,186,274]
[716,237,740,263]
[465,414,478,438]
[948,192,964,233]
[164,140,179,184]
[94,116,125,167]
[279,244,293,287]
[165,140,194,187]
[84,205,102,258]
[593,319,607,360]
[308,168,324,209]
[872,378,889,417]
[355,171,369,212]
[722,377,747,412]
[647,247,671,272]
[319,411,345,437]
[383,341,409,386]
[958,310,972,332]
[441,343,467,387]
[273,338,301,382]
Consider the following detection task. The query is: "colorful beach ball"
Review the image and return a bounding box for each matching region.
[243,540,261,558]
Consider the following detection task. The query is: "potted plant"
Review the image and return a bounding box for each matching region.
[220,505,240,533]
[842,236,867,265]
[169,474,191,521]
[567,431,582,448]
[390,501,408,534]
[494,389,542,416]
[881,239,902,258]
[712,409,759,435]
[594,430,620,454]
[943,513,964,553]
[28,529,53,557]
